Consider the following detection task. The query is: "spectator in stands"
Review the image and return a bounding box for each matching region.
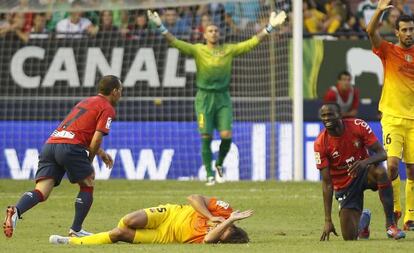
[324,70,359,118]
[379,8,400,36]
[395,0,412,15]
[55,0,98,38]
[0,12,29,43]
[337,15,362,40]
[192,13,211,41]
[97,10,118,35]
[128,10,149,39]
[29,13,49,40]
[357,0,377,31]
[161,8,190,37]
[45,0,70,32]
[303,0,341,34]
[11,0,33,33]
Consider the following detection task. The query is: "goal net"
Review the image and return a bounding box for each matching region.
[0,0,292,181]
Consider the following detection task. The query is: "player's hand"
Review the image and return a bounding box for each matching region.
[347,160,367,178]
[229,210,254,222]
[377,0,393,11]
[147,10,162,27]
[209,216,226,223]
[99,151,114,169]
[320,221,338,241]
[269,11,287,28]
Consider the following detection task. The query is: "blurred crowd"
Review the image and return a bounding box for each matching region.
[0,0,412,43]
[303,0,412,39]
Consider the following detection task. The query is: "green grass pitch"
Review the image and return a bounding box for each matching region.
[0,180,410,252]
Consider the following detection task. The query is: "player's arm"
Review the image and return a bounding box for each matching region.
[256,11,287,42]
[320,167,338,241]
[88,130,104,162]
[187,195,225,223]
[147,10,196,55]
[366,0,393,48]
[204,210,253,243]
[348,141,386,177]
[232,11,287,57]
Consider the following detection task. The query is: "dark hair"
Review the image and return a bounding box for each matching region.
[395,14,414,30]
[98,75,121,95]
[337,70,351,80]
[221,225,249,244]
[321,102,341,114]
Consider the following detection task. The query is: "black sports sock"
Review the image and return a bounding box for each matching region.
[15,189,45,216]
[71,187,93,232]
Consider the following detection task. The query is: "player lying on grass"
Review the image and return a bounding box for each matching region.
[49,194,253,245]
[314,103,405,240]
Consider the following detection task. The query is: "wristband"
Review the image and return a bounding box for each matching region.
[265,23,273,33]
[158,24,168,34]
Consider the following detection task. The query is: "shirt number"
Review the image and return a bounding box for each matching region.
[314,152,321,165]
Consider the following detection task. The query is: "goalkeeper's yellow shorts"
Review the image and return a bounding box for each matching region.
[381,113,414,163]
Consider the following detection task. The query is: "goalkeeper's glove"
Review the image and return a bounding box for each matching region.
[265,11,287,33]
[147,10,168,34]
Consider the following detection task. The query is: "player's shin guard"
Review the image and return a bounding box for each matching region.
[392,175,402,214]
[201,137,214,178]
[15,189,45,216]
[404,179,414,223]
[71,186,93,232]
[378,181,395,226]
[69,232,112,245]
[216,138,232,167]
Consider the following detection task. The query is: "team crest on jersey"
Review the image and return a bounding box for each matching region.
[405,54,413,63]
[106,117,112,129]
[331,150,340,159]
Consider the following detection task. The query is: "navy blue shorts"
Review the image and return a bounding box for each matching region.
[36,143,94,186]
[334,166,377,212]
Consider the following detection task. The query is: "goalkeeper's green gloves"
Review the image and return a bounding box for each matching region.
[147,10,168,34]
[265,11,287,33]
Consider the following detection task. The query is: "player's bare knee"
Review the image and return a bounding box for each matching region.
[220,131,232,139]
[79,176,95,187]
[406,165,414,179]
[110,227,134,243]
[372,166,387,180]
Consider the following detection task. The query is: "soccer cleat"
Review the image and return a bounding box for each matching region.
[3,206,18,238]
[49,235,70,244]
[386,224,406,240]
[205,176,215,186]
[403,220,414,231]
[68,228,93,237]
[358,209,371,239]
[215,165,224,178]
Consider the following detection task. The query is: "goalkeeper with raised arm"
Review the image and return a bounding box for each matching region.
[148,9,287,186]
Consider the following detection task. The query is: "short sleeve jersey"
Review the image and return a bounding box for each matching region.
[313,119,378,190]
[47,95,116,147]
[170,36,260,91]
[373,40,414,118]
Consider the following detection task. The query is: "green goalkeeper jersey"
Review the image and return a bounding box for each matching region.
[170,36,260,91]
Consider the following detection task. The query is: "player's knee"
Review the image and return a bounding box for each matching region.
[110,228,134,243]
[220,131,232,139]
[79,176,95,187]
[373,166,387,179]
[406,166,414,179]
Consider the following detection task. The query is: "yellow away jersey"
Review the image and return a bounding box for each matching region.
[373,40,414,119]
